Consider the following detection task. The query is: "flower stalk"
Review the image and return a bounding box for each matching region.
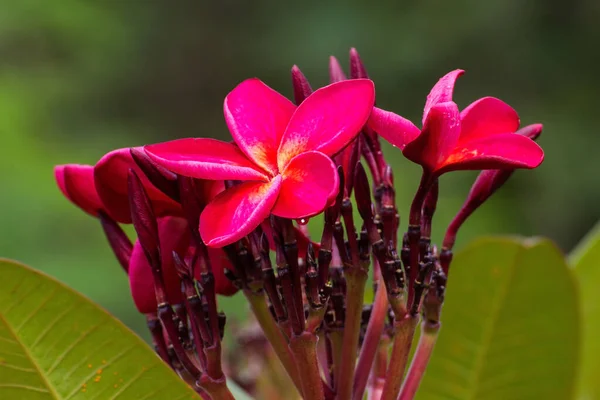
[380,314,419,400]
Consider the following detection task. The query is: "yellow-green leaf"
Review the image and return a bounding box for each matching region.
[417,238,579,400]
[570,222,600,400]
[0,258,198,400]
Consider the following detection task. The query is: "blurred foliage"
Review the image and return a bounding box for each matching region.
[0,0,598,335]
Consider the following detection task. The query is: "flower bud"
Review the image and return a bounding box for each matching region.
[290,65,313,105]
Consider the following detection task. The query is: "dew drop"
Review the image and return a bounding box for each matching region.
[297,218,309,226]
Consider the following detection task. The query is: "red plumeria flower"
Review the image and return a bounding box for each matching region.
[145,78,375,247]
[367,69,544,177]
[55,158,239,308]
[55,147,179,223]
[55,164,104,217]
[130,217,238,314]
[94,148,181,223]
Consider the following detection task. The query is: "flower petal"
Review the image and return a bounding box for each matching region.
[367,107,420,150]
[129,217,189,313]
[224,78,296,174]
[200,177,282,247]
[145,138,269,182]
[95,147,181,223]
[423,69,464,125]
[272,151,338,219]
[277,79,375,170]
[55,164,104,217]
[438,133,544,174]
[404,102,461,172]
[459,97,520,143]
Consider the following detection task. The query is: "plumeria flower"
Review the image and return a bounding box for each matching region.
[55,148,180,223]
[367,69,544,177]
[145,78,375,247]
[54,155,238,307]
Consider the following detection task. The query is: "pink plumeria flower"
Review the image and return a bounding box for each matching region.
[94,148,181,223]
[145,78,375,247]
[55,148,180,223]
[368,69,544,177]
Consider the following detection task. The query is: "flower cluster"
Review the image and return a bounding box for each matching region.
[55,49,543,400]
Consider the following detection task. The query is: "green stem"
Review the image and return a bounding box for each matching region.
[398,322,439,400]
[380,314,419,400]
[245,290,303,396]
[336,268,368,400]
[289,332,325,400]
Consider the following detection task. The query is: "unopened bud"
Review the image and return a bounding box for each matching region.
[329,56,347,83]
[98,210,133,272]
[291,65,313,105]
[349,48,369,79]
[128,169,160,270]
[130,148,179,201]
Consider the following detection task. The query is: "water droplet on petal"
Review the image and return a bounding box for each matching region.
[297,218,309,226]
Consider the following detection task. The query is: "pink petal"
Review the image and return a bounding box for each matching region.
[459,97,520,143]
[224,78,296,174]
[95,147,181,223]
[438,132,544,174]
[55,164,104,217]
[129,217,190,313]
[200,177,282,247]
[367,107,420,150]
[423,69,464,125]
[205,248,239,296]
[145,138,269,182]
[277,79,375,170]
[272,151,339,219]
[404,102,461,172]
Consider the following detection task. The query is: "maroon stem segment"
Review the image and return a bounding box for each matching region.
[352,277,389,400]
[398,323,439,400]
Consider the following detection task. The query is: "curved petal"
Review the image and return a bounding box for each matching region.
[437,133,544,174]
[129,217,189,313]
[459,97,520,143]
[224,78,296,174]
[423,69,464,125]
[145,138,269,182]
[367,107,420,150]
[277,79,375,170]
[204,248,239,296]
[272,151,339,219]
[404,102,461,172]
[200,176,282,247]
[94,147,181,223]
[55,164,104,217]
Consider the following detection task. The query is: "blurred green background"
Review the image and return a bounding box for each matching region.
[1,0,598,336]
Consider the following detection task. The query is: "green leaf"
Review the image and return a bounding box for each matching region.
[0,258,198,400]
[417,237,579,400]
[569,222,600,400]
